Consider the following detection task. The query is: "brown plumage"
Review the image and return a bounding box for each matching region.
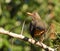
[27,12,47,42]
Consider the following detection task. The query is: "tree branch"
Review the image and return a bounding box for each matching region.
[0,28,55,51]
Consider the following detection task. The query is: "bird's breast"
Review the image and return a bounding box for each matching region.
[34,29,45,37]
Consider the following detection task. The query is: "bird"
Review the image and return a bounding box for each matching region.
[27,12,47,42]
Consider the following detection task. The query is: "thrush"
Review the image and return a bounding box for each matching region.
[27,12,47,42]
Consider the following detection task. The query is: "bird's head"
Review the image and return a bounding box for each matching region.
[27,12,41,21]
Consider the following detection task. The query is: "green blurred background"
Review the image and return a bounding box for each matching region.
[0,0,60,51]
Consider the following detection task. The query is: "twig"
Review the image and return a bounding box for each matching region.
[21,20,25,35]
[0,28,55,51]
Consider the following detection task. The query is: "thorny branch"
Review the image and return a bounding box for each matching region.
[0,28,56,51]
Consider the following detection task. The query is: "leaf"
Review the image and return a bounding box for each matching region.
[0,38,3,48]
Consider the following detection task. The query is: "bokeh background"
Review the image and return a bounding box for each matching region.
[0,0,60,51]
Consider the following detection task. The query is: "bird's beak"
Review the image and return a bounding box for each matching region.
[27,12,33,16]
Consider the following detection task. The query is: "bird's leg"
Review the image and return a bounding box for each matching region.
[39,34,44,43]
